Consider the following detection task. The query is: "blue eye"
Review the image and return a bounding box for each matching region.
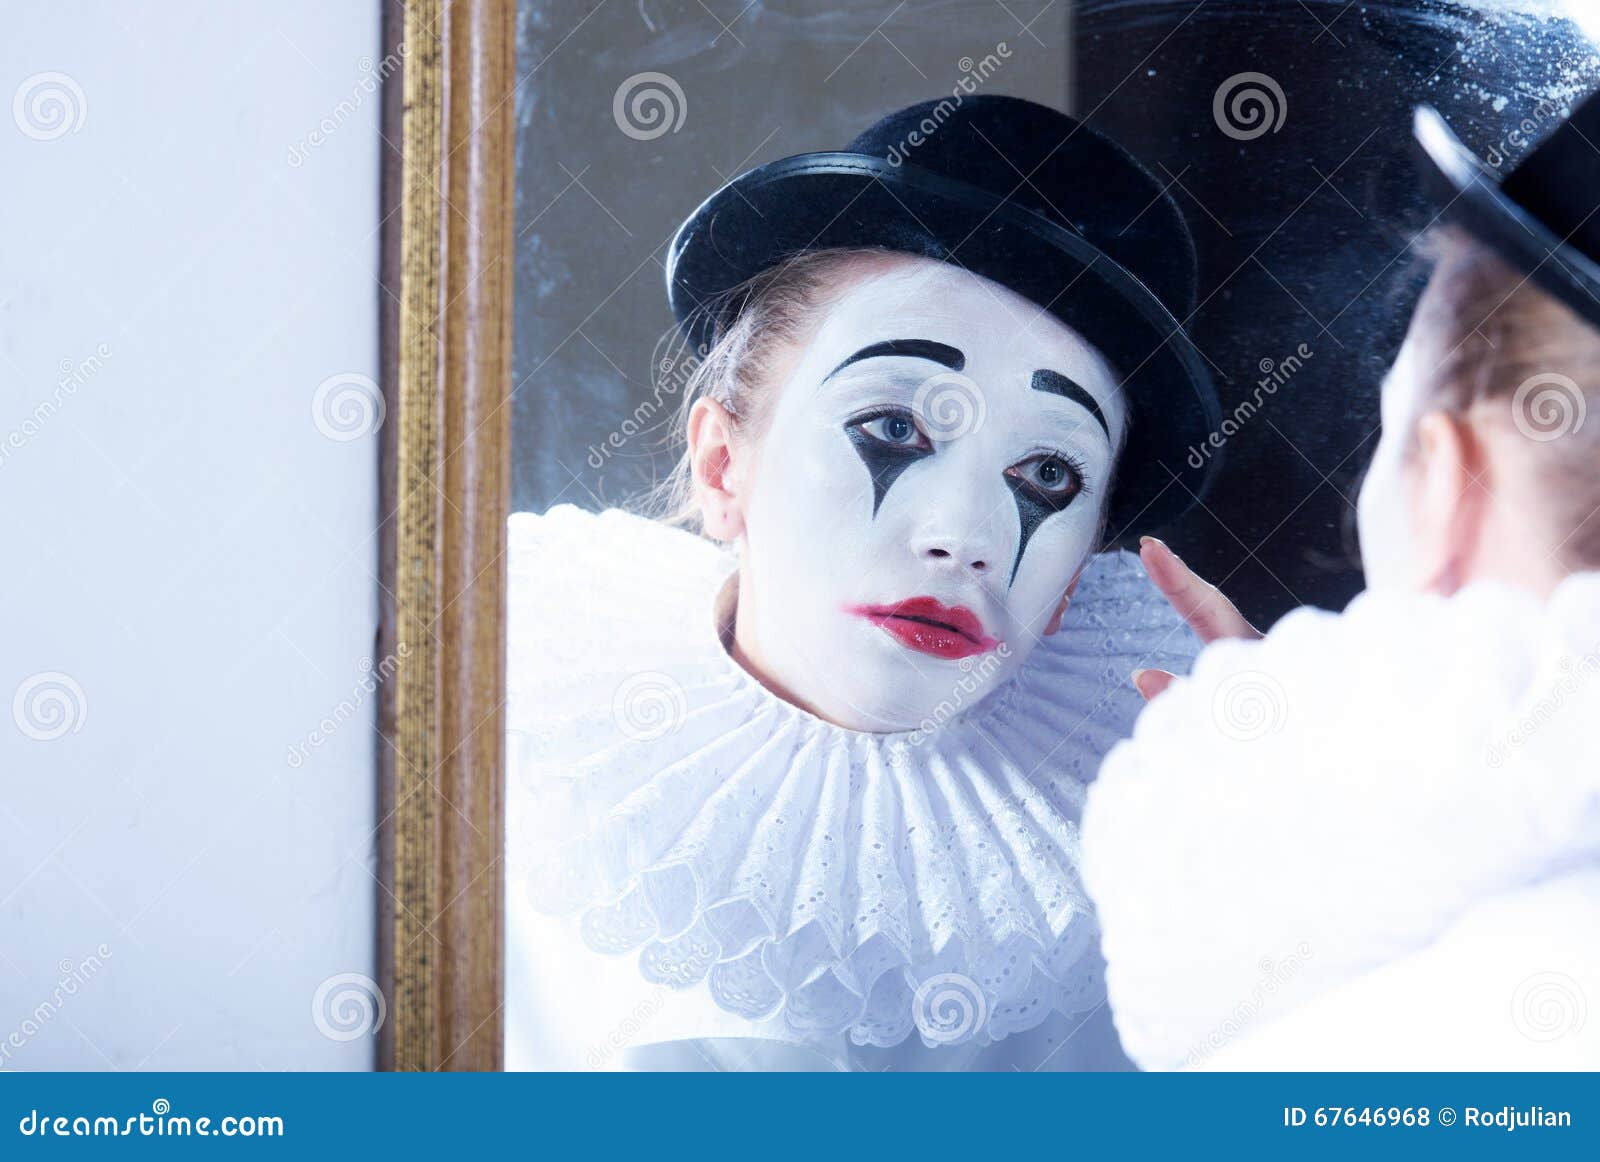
[1008,454,1084,500]
[853,410,931,450]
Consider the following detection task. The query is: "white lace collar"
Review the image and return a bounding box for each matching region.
[506,504,1198,1050]
[1082,573,1600,1070]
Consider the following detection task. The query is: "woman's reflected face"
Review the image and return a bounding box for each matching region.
[734,257,1127,732]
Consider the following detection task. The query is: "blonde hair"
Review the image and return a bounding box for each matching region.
[634,247,897,530]
[1406,225,1600,567]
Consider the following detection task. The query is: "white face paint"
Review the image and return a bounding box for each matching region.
[1356,330,1426,592]
[733,257,1127,732]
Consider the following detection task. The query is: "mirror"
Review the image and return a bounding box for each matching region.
[501,0,1597,1071]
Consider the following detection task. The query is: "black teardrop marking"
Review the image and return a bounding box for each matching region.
[1004,474,1073,587]
[845,428,929,516]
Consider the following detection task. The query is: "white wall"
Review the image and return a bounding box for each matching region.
[1,1,382,1069]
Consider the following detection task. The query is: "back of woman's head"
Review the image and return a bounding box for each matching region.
[1408,225,1600,570]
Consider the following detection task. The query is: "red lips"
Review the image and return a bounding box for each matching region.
[845,596,1000,660]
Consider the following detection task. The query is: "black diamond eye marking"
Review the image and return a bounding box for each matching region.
[845,426,930,516]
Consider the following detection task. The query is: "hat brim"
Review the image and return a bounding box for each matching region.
[1413,105,1600,332]
[665,153,1222,546]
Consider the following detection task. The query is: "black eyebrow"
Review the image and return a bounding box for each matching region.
[1032,370,1109,437]
[824,339,966,380]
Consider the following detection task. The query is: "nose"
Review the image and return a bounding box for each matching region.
[901,447,1011,579]
[914,532,992,574]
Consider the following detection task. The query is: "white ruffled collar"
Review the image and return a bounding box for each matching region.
[1082,573,1600,1070]
[506,504,1199,1050]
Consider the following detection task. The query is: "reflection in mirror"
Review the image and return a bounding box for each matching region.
[502,0,1598,1071]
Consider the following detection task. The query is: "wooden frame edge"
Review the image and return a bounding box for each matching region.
[377,0,514,1072]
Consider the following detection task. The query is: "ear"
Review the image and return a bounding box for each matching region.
[687,397,748,541]
[1042,570,1086,636]
[1409,409,1487,595]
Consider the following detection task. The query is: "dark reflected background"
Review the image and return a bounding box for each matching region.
[1078,0,1598,623]
[512,0,1599,626]
[511,0,1069,515]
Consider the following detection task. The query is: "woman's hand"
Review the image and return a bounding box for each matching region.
[1132,536,1262,700]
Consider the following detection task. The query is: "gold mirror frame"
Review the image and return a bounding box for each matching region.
[376,0,515,1071]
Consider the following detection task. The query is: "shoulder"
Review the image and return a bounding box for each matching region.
[1201,868,1600,1071]
[1085,578,1600,1071]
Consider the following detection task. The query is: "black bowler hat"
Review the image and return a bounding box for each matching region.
[1414,88,1600,333]
[664,95,1221,546]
